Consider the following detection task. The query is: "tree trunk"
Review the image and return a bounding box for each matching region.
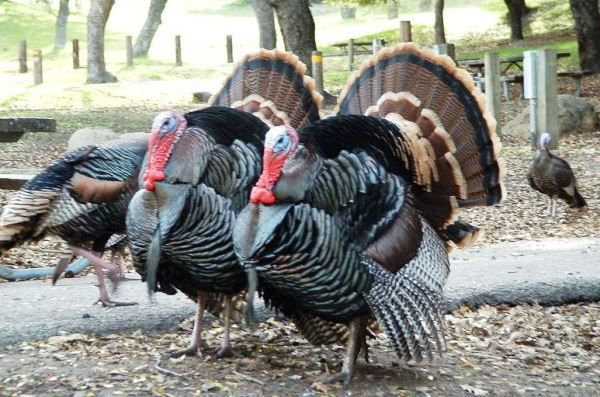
[504,0,529,40]
[133,0,168,57]
[54,0,69,49]
[249,0,276,49]
[87,0,117,84]
[387,0,398,20]
[434,0,446,44]
[266,0,316,74]
[569,0,600,73]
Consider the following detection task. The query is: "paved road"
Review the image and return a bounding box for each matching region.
[0,237,598,346]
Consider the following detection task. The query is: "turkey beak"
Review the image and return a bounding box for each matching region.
[244,264,258,326]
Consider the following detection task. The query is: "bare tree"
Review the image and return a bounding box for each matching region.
[54,0,70,49]
[387,0,398,19]
[249,0,276,49]
[504,0,529,40]
[434,0,446,44]
[133,0,168,57]
[266,0,316,73]
[569,0,600,73]
[87,0,117,84]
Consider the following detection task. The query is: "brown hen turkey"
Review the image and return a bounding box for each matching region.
[528,132,587,217]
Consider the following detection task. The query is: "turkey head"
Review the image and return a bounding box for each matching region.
[250,125,319,205]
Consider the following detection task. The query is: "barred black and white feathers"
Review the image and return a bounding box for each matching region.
[0,135,148,255]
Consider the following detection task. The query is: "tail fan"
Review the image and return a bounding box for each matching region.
[335,43,505,229]
[208,49,322,129]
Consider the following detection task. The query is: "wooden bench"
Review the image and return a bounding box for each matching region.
[0,118,56,142]
[557,71,593,97]
[0,169,39,190]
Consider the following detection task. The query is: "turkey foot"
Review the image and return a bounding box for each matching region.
[94,297,138,307]
[320,316,368,385]
[169,340,209,358]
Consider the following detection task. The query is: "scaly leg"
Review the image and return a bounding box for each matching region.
[321,315,368,385]
[170,292,209,357]
[70,246,137,307]
[215,295,236,358]
[552,198,557,218]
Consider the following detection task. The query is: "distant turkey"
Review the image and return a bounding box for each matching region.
[233,43,505,383]
[0,135,148,306]
[528,132,587,217]
[126,49,323,357]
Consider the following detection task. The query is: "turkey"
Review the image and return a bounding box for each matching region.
[528,132,587,217]
[126,49,322,358]
[0,135,148,306]
[233,43,505,383]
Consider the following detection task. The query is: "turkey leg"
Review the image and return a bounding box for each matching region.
[214,295,237,358]
[70,247,137,307]
[321,315,368,385]
[170,292,209,357]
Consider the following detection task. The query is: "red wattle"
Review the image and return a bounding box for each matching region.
[250,186,276,204]
[143,169,166,191]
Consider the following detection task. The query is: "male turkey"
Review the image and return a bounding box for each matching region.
[528,132,587,217]
[0,135,148,306]
[126,49,322,357]
[233,43,505,383]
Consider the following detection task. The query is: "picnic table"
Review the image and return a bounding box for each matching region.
[0,117,56,142]
[330,39,388,56]
[457,52,571,75]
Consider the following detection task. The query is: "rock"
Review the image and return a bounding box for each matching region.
[502,95,598,138]
[68,126,118,150]
[192,91,212,103]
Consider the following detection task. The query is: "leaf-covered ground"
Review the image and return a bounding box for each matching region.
[0,303,598,396]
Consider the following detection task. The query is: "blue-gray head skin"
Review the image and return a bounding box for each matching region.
[539,132,552,152]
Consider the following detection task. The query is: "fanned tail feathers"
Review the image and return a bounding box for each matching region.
[335,43,505,229]
[208,49,322,129]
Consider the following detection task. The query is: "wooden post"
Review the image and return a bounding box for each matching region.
[348,38,355,71]
[433,43,456,62]
[311,51,323,94]
[535,49,559,149]
[72,39,80,69]
[175,35,182,66]
[33,49,43,85]
[399,20,412,42]
[18,40,27,73]
[484,52,501,136]
[126,35,133,67]
[226,35,233,63]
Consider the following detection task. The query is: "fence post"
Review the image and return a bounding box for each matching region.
[348,38,355,71]
[72,39,80,69]
[433,43,456,62]
[126,35,133,67]
[484,52,501,137]
[372,39,382,54]
[175,35,182,66]
[18,40,27,73]
[226,35,233,63]
[535,49,559,149]
[311,51,324,94]
[33,49,43,85]
[399,20,412,42]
